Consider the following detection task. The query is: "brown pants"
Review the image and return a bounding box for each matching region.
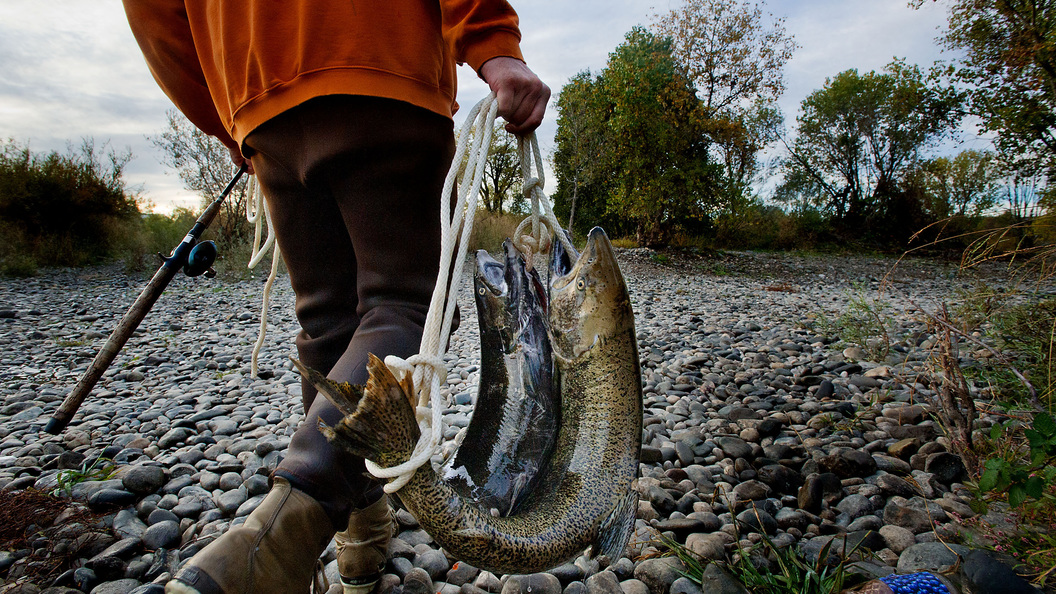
[244,95,455,524]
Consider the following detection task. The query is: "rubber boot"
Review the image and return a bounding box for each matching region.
[335,495,397,594]
[166,477,335,594]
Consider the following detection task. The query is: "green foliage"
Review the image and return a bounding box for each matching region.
[962,410,1056,584]
[956,292,1056,406]
[920,149,1002,218]
[552,71,611,236]
[922,0,1056,177]
[779,60,962,238]
[552,28,719,247]
[650,252,672,265]
[120,208,200,273]
[722,537,860,594]
[814,283,896,360]
[652,0,794,201]
[0,138,140,274]
[52,457,117,498]
[980,413,1056,507]
[658,528,864,594]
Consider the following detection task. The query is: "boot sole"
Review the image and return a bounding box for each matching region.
[165,581,204,594]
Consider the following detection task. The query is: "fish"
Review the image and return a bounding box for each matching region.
[442,240,557,517]
[300,226,642,574]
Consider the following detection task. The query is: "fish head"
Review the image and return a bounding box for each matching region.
[474,248,514,350]
[548,227,633,361]
[502,240,547,337]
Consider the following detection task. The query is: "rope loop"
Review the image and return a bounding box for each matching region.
[511,135,574,261]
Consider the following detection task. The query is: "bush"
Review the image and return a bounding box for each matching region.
[0,138,140,273]
[119,208,200,273]
[470,209,525,254]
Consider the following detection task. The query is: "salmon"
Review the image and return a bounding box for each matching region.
[442,240,557,516]
[300,227,642,573]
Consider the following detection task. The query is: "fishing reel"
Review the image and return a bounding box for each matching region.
[184,240,218,278]
[159,238,218,278]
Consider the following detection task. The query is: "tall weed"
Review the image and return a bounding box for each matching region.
[470,209,526,253]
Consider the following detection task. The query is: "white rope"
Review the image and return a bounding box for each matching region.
[512,134,574,261]
[245,175,281,377]
[369,93,499,493]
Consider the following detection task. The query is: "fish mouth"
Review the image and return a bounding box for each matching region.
[475,249,508,297]
[501,240,526,299]
[551,227,619,291]
[580,227,620,285]
[502,240,546,332]
[548,229,578,291]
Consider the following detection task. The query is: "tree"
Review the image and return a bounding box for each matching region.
[1004,167,1047,219]
[552,71,605,233]
[653,0,795,200]
[779,60,962,225]
[477,122,523,215]
[151,110,252,240]
[918,0,1056,175]
[553,28,718,246]
[653,0,796,114]
[921,149,1001,217]
[706,101,783,204]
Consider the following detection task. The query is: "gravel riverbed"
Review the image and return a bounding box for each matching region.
[0,250,1045,593]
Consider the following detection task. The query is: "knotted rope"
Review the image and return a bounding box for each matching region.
[366,94,575,492]
[512,134,574,261]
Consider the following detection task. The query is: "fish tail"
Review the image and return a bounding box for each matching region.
[307,354,421,468]
[290,358,363,416]
[593,489,638,561]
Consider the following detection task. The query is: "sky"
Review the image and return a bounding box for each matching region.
[0,0,966,213]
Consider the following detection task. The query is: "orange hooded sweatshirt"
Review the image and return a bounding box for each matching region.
[122,0,524,150]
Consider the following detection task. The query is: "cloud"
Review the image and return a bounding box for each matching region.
[0,0,968,211]
[779,0,950,118]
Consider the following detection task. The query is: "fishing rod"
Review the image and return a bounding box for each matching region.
[44,164,249,435]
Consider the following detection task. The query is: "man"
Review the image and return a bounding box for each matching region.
[121,2,549,593]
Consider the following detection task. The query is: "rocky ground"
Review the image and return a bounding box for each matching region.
[0,250,1048,593]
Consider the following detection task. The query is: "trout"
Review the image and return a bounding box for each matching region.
[443,240,557,516]
[301,227,642,574]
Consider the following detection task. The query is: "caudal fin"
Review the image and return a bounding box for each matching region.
[593,489,638,561]
[300,354,421,468]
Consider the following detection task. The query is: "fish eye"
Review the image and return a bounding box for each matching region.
[576,278,586,290]
[478,287,486,295]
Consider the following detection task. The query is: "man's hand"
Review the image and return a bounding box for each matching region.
[479,57,550,135]
[228,145,255,175]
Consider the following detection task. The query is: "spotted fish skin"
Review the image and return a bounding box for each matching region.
[310,227,642,574]
[443,240,556,516]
